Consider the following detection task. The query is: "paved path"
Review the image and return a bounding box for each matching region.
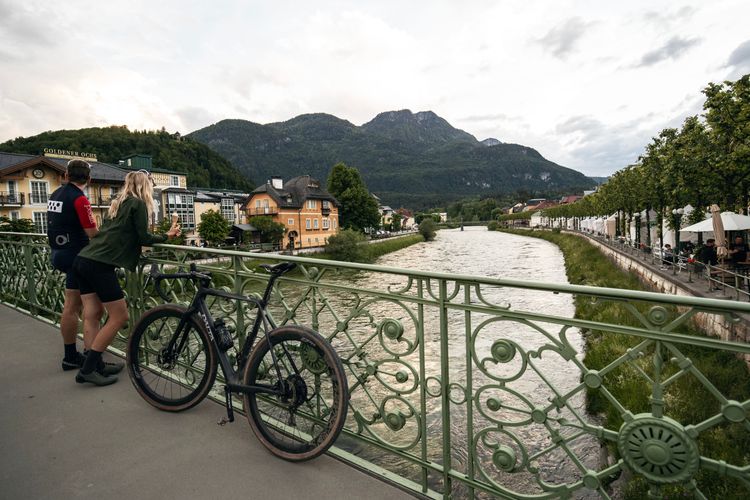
[0,304,413,500]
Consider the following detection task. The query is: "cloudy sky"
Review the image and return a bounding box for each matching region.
[1,0,749,176]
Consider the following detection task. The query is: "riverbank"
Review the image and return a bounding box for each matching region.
[497,228,750,499]
[302,233,425,262]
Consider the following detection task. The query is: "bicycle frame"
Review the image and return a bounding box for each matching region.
[163,271,287,398]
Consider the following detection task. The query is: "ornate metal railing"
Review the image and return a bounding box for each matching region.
[1,231,749,499]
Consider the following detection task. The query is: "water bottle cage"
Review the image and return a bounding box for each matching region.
[214,321,234,351]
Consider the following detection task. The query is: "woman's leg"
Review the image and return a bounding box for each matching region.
[81,293,104,350]
[90,298,128,352]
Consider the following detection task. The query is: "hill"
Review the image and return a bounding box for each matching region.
[189,110,594,208]
[0,126,254,191]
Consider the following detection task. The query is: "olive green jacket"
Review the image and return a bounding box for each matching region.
[78,197,167,271]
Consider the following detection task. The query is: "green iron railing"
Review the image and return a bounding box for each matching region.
[1,231,749,499]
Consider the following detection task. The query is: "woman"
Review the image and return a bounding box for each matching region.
[72,170,181,386]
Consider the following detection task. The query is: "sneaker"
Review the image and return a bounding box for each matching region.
[76,370,118,386]
[62,352,86,371]
[98,359,125,376]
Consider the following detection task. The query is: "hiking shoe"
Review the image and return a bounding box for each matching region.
[76,370,118,386]
[62,352,86,371]
[98,359,124,376]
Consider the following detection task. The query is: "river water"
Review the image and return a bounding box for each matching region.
[318,227,601,498]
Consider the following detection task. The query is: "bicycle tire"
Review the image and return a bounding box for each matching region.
[242,326,349,461]
[127,304,218,412]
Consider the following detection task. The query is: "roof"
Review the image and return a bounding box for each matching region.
[193,188,250,203]
[0,152,127,183]
[250,175,338,208]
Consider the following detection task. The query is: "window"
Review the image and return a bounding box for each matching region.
[170,175,180,187]
[333,219,337,229]
[315,237,319,243]
[287,218,294,226]
[313,219,319,229]
[305,219,311,229]
[10,211,20,220]
[110,187,119,197]
[220,198,235,222]
[33,212,48,232]
[166,192,196,229]
[30,181,48,204]
[7,180,17,202]
[306,199,316,209]
[322,200,330,209]
[322,219,330,229]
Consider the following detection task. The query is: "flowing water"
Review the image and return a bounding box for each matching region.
[312,227,602,498]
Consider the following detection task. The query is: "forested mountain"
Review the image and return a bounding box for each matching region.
[189,110,594,208]
[0,126,254,191]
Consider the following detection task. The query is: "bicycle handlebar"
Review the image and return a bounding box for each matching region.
[147,262,297,303]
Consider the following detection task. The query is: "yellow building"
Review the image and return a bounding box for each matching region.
[244,176,339,249]
[0,151,126,231]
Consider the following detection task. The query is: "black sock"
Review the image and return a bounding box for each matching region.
[64,343,78,361]
[81,350,102,375]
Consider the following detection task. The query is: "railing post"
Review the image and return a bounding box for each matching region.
[438,279,452,498]
[23,243,37,313]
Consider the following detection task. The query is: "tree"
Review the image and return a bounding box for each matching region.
[197,210,230,246]
[390,213,403,232]
[250,216,286,244]
[327,162,381,232]
[0,216,35,233]
[418,218,437,241]
[325,229,373,263]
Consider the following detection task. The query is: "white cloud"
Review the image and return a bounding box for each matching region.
[1,0,749,177]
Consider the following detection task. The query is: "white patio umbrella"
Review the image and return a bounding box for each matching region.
[680,211,750,232]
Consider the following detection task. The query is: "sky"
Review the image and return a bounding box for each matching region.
[1,0,749,177]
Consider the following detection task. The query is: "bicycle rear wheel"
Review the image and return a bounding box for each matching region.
[127,304,217,412]
[242,326,349,461]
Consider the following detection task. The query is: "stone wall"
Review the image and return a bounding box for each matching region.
[572,232,750,357]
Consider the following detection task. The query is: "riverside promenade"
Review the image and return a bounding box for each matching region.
[0,305,412,500]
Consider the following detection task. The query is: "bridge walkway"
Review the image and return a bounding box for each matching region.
[0,304,413,500]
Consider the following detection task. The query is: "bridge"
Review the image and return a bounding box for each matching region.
[2,231,749,499]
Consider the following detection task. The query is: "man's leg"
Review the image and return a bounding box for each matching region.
[60,289,84,369]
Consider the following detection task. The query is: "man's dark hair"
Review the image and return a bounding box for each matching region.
[66,159,91,184]
[706,239,715,244]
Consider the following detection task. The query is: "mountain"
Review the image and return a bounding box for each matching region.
[190,110,595,208]
[0,126,253,191]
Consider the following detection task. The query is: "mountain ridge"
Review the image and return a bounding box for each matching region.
[189,109,594,208]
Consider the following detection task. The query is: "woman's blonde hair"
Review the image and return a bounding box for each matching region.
[108,171,155,220]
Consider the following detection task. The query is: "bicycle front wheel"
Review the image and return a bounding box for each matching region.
[127,304,217,412]
[242,326,349,461]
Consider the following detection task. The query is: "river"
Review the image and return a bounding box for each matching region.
[320,227,601,498]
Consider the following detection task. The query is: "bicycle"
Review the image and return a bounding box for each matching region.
[126,261,349,461]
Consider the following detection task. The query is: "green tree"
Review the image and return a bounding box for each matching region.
[250,216,286,244]
[327,162,381,232]
[197,210,230,246]
[418,218,437,241]
[390,213,403,232]
[325,229,373,263]
[0,217,35,233]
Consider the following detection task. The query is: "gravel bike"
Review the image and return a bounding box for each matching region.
[126,262,348,461]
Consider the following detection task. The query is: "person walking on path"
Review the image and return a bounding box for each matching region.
[72,170,181,386]
[47,159,101,371]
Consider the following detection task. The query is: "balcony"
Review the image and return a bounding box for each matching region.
[247,207,279,216]
[90,195,114,207]
[0,192,24,206]
[321,205,331,215]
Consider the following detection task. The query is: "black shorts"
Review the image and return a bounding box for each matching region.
[72,256,124,303]
[51,249,79,290]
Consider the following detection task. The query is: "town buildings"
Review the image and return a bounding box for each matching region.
[244,176,340,250]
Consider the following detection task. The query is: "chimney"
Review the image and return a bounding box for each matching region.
[271,176,283,189]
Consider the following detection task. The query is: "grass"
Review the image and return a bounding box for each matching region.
[497,228,750,499]
[304,233,425,262]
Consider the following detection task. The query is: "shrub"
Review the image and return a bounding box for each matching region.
[325,229,373,263]
[487,221,498,231]
[418,219,437,241]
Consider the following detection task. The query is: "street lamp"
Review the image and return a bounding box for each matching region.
[672,207,684,249]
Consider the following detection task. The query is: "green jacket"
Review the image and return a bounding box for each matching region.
[78,196,167,271]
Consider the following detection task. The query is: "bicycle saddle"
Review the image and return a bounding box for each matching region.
[259,262,297,275]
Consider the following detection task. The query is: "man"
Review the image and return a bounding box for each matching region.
[698,239,718,266]
[47,160,121,375]
[729,235,749,267]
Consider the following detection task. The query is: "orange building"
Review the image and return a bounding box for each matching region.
[244,176,339,249]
